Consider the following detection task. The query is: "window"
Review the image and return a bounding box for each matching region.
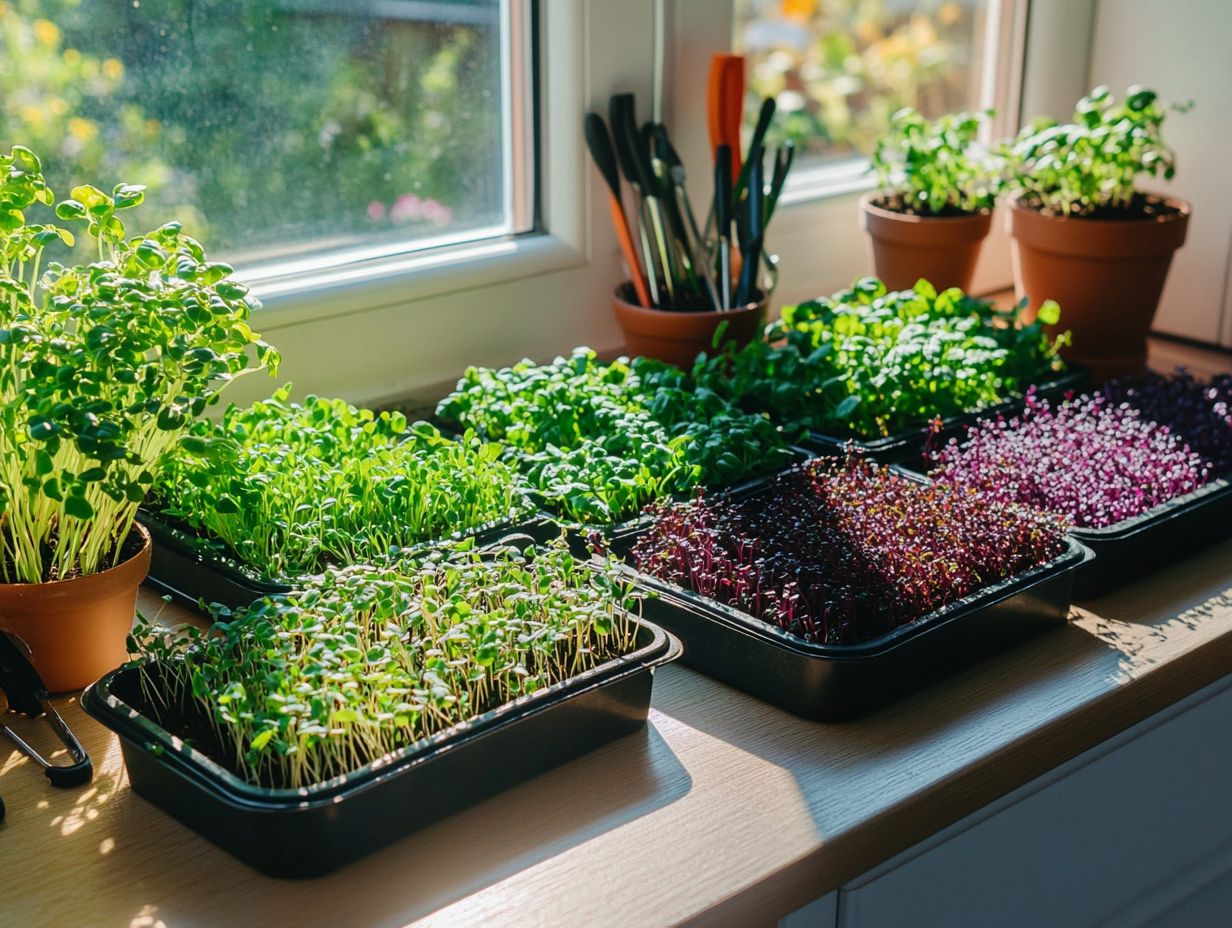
[0,0,533,271]
[734,0,992,166]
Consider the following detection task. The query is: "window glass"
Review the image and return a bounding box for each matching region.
[735,0,989,163]
[0,0,519,266]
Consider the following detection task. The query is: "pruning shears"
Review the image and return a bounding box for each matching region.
[0,632,93,790]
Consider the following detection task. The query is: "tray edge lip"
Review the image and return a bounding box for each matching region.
[82,613,678,809]
[625,536,1087,662]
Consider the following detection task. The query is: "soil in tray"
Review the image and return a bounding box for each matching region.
[628,455,1069,646]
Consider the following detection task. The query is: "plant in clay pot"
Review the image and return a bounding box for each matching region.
[0,146,277,691]
[1005,85,1190,381]
[863,107,1000,291]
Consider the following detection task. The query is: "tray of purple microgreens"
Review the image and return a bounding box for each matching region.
[606,454,1087,720]
[921,372,1232,598]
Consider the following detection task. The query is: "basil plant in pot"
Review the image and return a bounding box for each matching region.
[863,107,1000,292]
[0,147,277,691]
[1006,85,1189,381]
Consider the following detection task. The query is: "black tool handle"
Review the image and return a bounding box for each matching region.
[609,94,653,193]
[714,144,733,236]
[583,112,622,199]
[733,97,776,202]
[766,140,795,224]
[735,149,765,307]
[45,756,93,789]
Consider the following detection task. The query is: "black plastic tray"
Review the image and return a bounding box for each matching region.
[137,508,561,611]
[1068,478,1232,599]
[801,365,1089,466]
[608,476,1089,721]
[83,618,680,878]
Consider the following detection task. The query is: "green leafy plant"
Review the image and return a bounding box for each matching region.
[1007,85,1184,217]
[694,277,1066,439]
[151,386,534,581]
[871,107,999,215]
[0,146,278,584]
[436,349,795,524]
[130,537,643,789]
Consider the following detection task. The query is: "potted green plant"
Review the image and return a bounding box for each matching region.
[0,146,277,691]
[1006,85,1190,381]
[863,108,999,292]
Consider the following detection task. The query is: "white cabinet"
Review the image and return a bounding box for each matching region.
[833,679,1232,927]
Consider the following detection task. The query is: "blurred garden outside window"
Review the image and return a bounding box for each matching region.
[0,0,533,275]
[735,0,994,169]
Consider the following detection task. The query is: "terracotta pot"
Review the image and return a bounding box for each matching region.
[860,193,992,292]
[1009,193,1190,382]
[0,524,151,693]
[611,283,766,368]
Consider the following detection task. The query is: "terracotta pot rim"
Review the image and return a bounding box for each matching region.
[611,284,766,319]
[0,522,151,593]
[860,192,992,223]
[1007,191,1191,225]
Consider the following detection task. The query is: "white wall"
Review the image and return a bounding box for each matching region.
[1087,0,1232,346]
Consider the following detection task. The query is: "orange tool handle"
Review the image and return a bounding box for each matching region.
[607,189,652,307]
[708,53,746,185]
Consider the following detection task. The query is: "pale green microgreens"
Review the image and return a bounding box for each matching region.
[151,386,534,581]
[131,537,643,790]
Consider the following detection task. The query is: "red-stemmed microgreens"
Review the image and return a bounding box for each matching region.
[633,455,1066,645]
[130,537,642,790]
[928,389,1213,528]
[151,386,533,581]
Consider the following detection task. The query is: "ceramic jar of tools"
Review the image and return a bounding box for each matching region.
[611,282,766,368]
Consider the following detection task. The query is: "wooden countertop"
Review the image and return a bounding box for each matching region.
[4,540,1232,928]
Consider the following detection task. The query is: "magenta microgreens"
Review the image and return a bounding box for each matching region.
[928,387,1219,528]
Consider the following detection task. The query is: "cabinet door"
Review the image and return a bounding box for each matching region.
[837,681,1232,928]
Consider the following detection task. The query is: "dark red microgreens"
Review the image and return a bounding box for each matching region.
[1101,372,1232,476]
[929,389,1212,529]
[632,455,1066,645]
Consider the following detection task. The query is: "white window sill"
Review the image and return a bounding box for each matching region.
[241,231,585,330]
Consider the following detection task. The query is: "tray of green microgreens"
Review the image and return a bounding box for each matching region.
[84,536,680,878]
[690,277,1081,462]
[140,386,544,609]
[435,348,801,527]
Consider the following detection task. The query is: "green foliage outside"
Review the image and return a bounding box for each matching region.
[0,0,502,262]
[737,0,981,160]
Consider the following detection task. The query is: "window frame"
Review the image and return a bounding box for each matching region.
[225,0,661,408]
[215,0,1098,408]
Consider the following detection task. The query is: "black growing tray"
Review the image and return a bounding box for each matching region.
[83,618,680,878]
[137,507,561,611]
[1068,478,1232,599]
[608,476,1089,721]
[801,365,1089,465]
